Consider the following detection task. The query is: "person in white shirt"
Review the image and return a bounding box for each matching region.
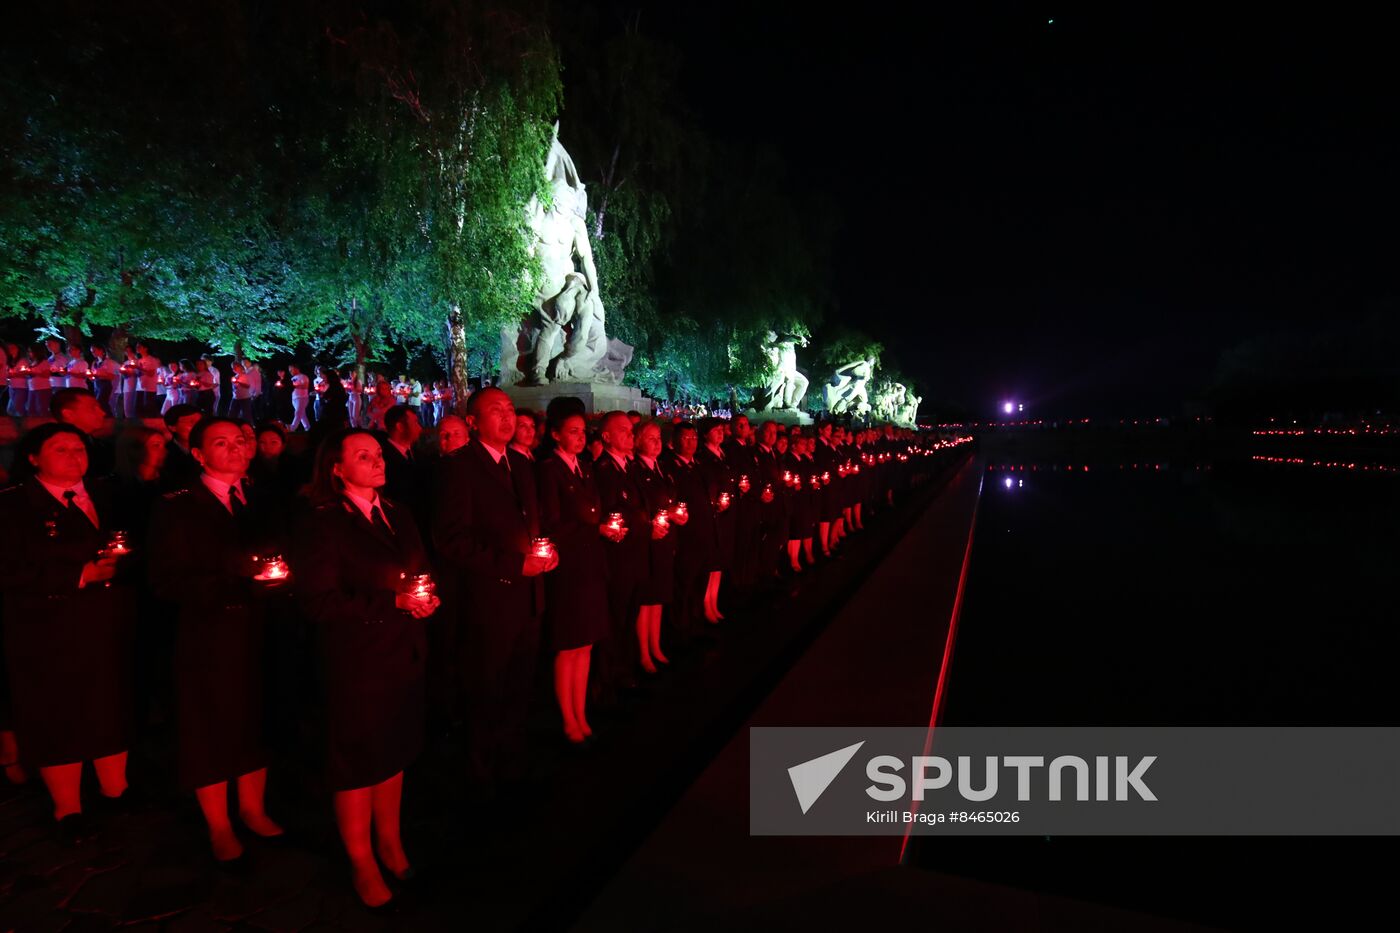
[63,344,89,394]
[4,341,27,418]
[26,344,54,417]
[135,343,161,417]
[288,364,312,432]
[47,338,70,390]
[229,360,254,422]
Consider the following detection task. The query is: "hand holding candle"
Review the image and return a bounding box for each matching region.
[716,491,731,512]
[396,572,440,616]
[651,508,670,540]
[737,474,751,494]
[602,512,628,541]
[531,537,557,561]
[761,483,775,503]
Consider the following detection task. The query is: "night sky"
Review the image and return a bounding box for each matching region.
[643,3,1400,418]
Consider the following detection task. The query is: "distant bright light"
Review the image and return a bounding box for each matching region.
[1017,403,1024,412]
[1003,401,1015,414]
[1003,476,1014,489]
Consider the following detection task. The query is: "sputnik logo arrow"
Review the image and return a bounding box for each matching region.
[787,741,865,814]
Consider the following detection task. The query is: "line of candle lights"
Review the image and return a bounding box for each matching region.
[1251,456,1399,474]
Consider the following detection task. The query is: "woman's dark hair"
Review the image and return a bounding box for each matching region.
[254,420,286,442]
[307,428,378,505]
[11,423,86,483]
[114,424,162,481]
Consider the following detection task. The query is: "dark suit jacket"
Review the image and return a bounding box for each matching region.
[380,437,424,519]
[147,478,287,787]
[591,451,650,588]
[432,440,542,620]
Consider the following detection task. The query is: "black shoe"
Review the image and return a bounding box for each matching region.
[214,852,252,876]
[55,813,98,847]
[362,895,402,916]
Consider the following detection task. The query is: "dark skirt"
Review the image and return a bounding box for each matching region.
[545,561,612,651]
[641,536,676,605]
[320,622,426,791]
[4,589,136,767]
[175,606,267,789]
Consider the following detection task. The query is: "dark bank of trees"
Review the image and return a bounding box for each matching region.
[0,0,883,409]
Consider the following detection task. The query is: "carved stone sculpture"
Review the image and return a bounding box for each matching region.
[756,331,810,411]
[500,128,624,386]
[822,358,875,416]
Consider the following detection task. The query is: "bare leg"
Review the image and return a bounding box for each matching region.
[803,537,816,564]
[555,650,584,741]
[650,606,669,664]
[92,750,129,799]
[236,768,284,837]
[334,788,392,907]
[195,781,243,860]
[1,730,27,784]
[636,608,656,673]
[39,762,83,820]
[371,772,410,879]
[573,647,593,737]
[818,521,831,556]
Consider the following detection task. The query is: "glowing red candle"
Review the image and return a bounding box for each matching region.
[531,537,556,560]
[606,512,625,533]
[104,530,131,557]
[716,492,731,511]
[653,509,669,532]
[405,573,435,600]
[255,555,290,581]
[673,501,688,521]
[737,474,751,494]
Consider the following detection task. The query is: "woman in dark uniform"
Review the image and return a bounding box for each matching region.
[629,421,683,672]
[296,429,438,910]
[694,418,735,622]
[0,423,137,840]
[535,412,614,745]
[147,418,284,864]
[663,422,718,642]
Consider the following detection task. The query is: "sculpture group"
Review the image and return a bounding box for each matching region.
[497,127,920,428]
[500,128,632,387]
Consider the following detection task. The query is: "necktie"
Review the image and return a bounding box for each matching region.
[372,503,394,536]
[63,489,99,527]
[229,484,247,517]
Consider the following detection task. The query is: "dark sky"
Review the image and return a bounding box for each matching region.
[639,3,1400,417]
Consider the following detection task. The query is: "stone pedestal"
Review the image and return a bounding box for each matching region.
[742,408,813,426]
[504,382,653,416]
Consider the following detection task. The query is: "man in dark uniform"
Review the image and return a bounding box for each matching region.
[432,388,556,795]
[160,404,204,492]
[50,387,116,479]
[380,404,424,520]
[753,420,788,579]
[724,414,766,596]
[592,410,651,696]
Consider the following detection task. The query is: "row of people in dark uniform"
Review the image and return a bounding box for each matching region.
[0,383,948,912]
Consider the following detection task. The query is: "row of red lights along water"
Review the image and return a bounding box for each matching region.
[1250,456,1400,473]
[935,417,1216,429]
[984,460,1399,475]
[1251,427,1400,436]
[986,463,1201,472]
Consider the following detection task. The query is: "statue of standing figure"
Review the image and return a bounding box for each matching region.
[822,358,875,416]
[757,331,810,411]
[500,127,627,386]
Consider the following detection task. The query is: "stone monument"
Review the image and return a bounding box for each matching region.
[822,358,875,417]
[499,127,650,414]
[745,330,812,425]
